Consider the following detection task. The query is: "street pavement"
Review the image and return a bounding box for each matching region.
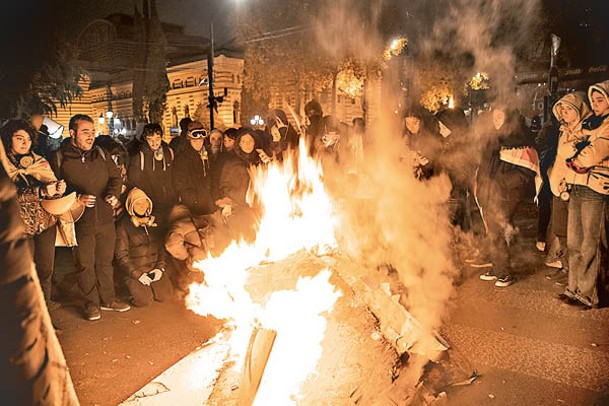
[50,203,609,405]
[442,204,609,405]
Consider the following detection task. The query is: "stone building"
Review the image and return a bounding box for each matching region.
[53,11,244,141]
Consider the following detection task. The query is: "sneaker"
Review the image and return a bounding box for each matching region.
[470,260,493,268]
[100,300,131,312]
[83,303,101,321]
[545,260,563,269]
[536,241,546,252]
[495,275,514,287]
[479,271,498,281]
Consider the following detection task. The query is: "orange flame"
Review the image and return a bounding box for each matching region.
[186,139,342,403]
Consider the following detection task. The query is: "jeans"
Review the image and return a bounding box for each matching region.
[73,221,117,306]
[567,185,607,307]
[547,196,569,269]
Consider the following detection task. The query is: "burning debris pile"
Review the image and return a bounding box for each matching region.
[172,140,467,405]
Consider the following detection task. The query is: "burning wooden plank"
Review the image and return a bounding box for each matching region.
[328,256,449,361]
[238,328,277,406]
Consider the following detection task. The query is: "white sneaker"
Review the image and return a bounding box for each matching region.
[545,260,562,269]
[536,241,546,252]
[479,271,498,281]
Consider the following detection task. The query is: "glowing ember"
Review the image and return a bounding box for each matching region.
[186,139,341,403]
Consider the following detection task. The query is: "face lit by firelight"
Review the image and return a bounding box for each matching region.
[590,90,609,117]
[405,117,420,135]
[224,135,235,151]
[239,133,255,154]
[492,109,506,130]
[72,119,96,151]
[11,130,32,155]
[560,104,579,126]
[145,132,162,151]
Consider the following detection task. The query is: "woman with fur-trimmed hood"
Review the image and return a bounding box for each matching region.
[544,92,592,278]
[557,80,609,309]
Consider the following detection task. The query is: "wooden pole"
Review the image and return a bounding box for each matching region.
[238,328,277,406]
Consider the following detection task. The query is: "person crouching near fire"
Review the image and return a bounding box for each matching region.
[114,187,174,307]
[164,204,231,291]
[559,80,609,309]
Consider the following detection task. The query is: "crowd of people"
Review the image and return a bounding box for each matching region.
[0,81,608,325]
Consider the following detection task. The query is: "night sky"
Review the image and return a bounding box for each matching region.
[1,0,235,45]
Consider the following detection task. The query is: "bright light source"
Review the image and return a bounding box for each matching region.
[98,114,105,125]
[106,111,114,119]
[250,114,264,126]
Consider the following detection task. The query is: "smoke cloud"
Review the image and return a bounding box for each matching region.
[306,0,542,386]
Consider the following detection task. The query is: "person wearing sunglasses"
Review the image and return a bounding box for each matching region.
[172,123,216,216]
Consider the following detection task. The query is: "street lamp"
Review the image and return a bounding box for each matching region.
[250,115,264,127]
[106,110,114,135]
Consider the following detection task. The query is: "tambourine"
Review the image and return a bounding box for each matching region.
[19,155,34,168]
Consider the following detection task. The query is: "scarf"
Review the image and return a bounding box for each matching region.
[1,141,56,185]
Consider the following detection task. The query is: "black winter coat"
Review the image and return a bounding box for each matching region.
[115,215,166,279]
[129,142,176,217]
[52,141,122,226]
[173,146,216,215]
[476,112,535,210]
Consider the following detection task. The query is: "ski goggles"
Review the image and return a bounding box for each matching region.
[188,129,208,139]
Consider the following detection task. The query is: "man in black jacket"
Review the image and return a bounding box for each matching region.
[53,114,130,321]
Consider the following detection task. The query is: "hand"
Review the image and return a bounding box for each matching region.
[150,269,164,282]
[56,180,67,195]
[215,197,234,208]
[221,205,233,218]
[257,149,271,164]
[417,154,429,166]
[105,195,119,208]
[138,272,153,286]
[79,194,96,208]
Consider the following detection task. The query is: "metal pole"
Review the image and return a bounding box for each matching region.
[106,83,113,135]
[208,21,215,130]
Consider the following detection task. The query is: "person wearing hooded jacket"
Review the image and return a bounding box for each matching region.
[401,106,443,180]
[0,119,67,309]
[172,126,216,216]
[557,80,609,309]
[115,188,173,307]
[215,128,262,242]
[436,107,475,230]
[51,114,130,321]
[128,123,176,229]
[263,109,300,162]
[544,92,592,284]
[475,105,537,287]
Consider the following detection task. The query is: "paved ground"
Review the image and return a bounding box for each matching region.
[50,203,609,405]
[442,205,609,406]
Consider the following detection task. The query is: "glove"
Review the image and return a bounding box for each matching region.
[138,273,153,286]
[105,194,119,208]
[257,149,271,164]
[150,268,164,282]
